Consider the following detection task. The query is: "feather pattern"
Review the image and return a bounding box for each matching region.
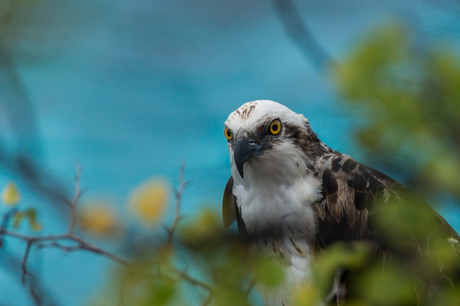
[313,153,403,248]
[222,100,459,306]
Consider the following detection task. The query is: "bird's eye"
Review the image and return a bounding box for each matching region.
[224,127,233,140]
[269,119,282,135]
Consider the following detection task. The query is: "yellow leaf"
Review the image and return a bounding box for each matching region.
[292,284,321,306]
[2,182,20,206]
[129,179,169,225]
[78,204,118,237]
[178,209,222,244]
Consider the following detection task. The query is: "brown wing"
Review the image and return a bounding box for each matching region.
[312,153,460,249]
[314,154,460,304]
[222,176,246,235]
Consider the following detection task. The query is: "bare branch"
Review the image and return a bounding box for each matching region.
[1,229,129,266]
[201,293,213,306]
[0,207,18,246]
[21,241,33,285]
[1,162,215,305]
[77,238,129,265]
[0,249,60,306]
[244,278,256,297]
[1,162,129,286]
[173,267,213,292]
[165,162,191,244]
[272,0,335,71]
[67,161,82,235]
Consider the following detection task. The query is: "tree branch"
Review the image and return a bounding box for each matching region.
[1,162,129,286]
[1,162,215,305]
[164,161,192,244]
[272,0,335,71]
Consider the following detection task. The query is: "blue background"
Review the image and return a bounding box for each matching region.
[0,0,459,305]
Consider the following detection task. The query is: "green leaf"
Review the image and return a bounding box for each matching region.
[148,279,176,306]
[253,256,285,287]
[358,264,417,305]
[12,211,25,229]
[12,208,42,231]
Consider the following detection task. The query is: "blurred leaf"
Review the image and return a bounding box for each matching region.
[213,286,250,306]
[2,182,20,206]
[78,203,119,237]
[334,22,460,197]
[358,264,417,305]
[292,283,321,306]
[253,256,285,288]
[12,208,41,231]
[333,22,408,102]
[372,196,439,246]
[148,279,176,306]
[313,242,371,296]
[434,286,460,305]
[178,209,223,246]
[129,179,169,225]
[12,211,24,228]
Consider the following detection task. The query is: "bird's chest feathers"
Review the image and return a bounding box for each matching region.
[234,173,321,238]
[234,172,321,306]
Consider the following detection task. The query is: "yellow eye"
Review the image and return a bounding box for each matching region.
[224,127,233,140]
[269,119,282,135]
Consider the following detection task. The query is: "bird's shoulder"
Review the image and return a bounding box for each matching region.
[312,152,402,247]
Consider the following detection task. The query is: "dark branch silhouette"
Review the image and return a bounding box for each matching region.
[272,0,335,71]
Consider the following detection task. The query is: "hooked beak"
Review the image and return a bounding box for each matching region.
[233,136,270,179]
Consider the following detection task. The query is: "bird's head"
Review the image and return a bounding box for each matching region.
[224,100,326,184]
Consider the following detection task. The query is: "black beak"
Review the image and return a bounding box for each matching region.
[234,136,269,178]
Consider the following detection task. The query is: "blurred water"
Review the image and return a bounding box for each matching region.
[1,0,460,305]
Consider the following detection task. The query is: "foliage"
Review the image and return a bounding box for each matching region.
[334,23,460,198]
[2,182,20,205]
[128,179,169,226]
[330,22,460,305]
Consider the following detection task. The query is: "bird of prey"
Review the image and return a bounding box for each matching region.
[222,100,459,306]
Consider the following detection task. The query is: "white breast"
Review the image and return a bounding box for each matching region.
[232,158,322,306]
[234,174,320,238]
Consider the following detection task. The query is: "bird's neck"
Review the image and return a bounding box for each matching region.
[233,156,321,241]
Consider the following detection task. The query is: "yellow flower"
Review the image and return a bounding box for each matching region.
[78,204,118,237]
[2,182,20,206]
[129,179,169,225]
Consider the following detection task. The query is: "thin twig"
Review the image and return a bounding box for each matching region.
[2,162,213,305]
[202,292,213,306]
[173,267,213,292]
[1,229,129,265]
[1,162,129,284]
[67,161,82,235]
[21,241,33,285]
[165,162,191,244]
[0,207,18,246]
[244,278,256,297]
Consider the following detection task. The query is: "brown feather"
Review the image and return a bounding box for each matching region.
[222,177,236,228]
[222,176,246,235]
[314,154,402,247]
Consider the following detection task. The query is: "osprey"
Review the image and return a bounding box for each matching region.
[222,100,459,306]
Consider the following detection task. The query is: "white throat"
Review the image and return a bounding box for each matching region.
[230,142,321,306]
[231,141,321,240]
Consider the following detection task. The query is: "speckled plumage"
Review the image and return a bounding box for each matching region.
[222,100,459,306]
